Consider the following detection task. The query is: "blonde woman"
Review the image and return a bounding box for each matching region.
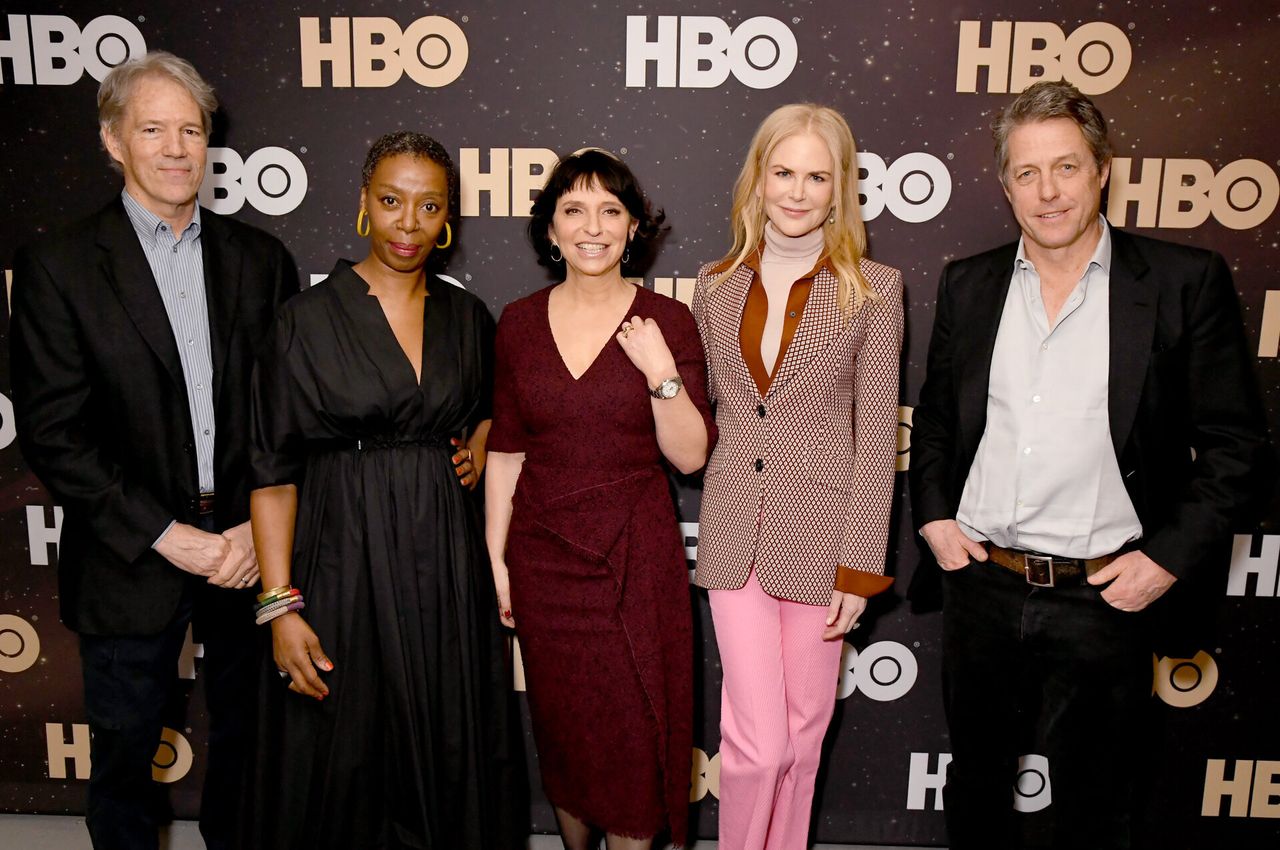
[692,104,903,849]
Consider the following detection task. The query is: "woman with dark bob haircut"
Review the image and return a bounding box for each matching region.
[244,131,524,848]
[485,148,715,849]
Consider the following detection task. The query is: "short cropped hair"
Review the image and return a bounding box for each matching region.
[360,131,459,221]
[527,148,666,277]
[993,80,1112,183]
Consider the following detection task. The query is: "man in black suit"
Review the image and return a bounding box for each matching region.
[9,52,297,849]
[909,81,1270,849]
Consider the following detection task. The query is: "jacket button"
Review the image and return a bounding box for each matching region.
[757,404,766,417]
[755,458,764,472]
[183,442,194,453]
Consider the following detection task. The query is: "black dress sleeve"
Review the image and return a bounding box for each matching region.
[250,306,307,488]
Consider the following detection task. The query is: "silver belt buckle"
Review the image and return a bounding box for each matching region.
[1024,554,1055,587]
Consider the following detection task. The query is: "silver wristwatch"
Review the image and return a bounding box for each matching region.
[649,376,683,399]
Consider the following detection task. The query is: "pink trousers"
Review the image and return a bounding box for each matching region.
[708,570,844,850]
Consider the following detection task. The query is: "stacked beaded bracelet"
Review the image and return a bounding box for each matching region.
[255,585,305,625]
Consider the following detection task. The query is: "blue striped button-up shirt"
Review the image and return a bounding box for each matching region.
[121,191,217,494]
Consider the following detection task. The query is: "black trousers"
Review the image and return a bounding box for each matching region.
[940,561,1153,850]
[79,533,260,850]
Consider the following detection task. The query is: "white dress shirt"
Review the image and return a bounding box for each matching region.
[956,219,1143,558]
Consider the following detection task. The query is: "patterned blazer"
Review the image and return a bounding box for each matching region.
[692,256,904,606]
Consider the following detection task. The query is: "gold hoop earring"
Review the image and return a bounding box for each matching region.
[435,222,452,250]
[356,209,370,237]
[549,243,562,262]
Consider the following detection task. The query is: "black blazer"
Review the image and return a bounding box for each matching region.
[10,197,298,636]
[909,228,1271,606]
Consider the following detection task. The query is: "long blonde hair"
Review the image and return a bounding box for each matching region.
[713,103,874,313]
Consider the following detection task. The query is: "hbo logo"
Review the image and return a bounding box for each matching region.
[625,15,797,89]
[1152,651,1219,708]
[0,14,146,85]
[300,16,468,88]
[956,20,1131,95]
[1108,158,1278,231]
[858,152,952,223]
[837,640,918,701]
[199,148,308,216]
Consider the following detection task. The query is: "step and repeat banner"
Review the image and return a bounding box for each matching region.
[1,2,1276,846]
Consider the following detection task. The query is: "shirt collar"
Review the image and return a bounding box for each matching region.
[1013,215,1111,277]
[121,190,202,246]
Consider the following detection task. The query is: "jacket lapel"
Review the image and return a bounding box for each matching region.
[201,211,242,410]
[768,266,841,396]
[707,265,757,395]
[1106,229,1156,457]
[97,200,185,391]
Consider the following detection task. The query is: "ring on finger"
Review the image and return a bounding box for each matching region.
[277,669,290,680]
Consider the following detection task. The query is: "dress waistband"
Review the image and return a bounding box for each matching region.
[319,433,454,452]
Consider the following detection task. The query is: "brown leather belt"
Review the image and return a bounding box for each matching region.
[985,543,1119,588]
[194,492,216,516]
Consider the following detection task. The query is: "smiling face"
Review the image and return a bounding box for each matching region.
[1002,117,1109,261]
[548,179,638,282]
[360,153,449,275]
[759,131,836,238]
[101,74,207,229]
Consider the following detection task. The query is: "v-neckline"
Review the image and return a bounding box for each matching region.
[545,284,639,382]
[373,290,428,386]
[345,263,431,388]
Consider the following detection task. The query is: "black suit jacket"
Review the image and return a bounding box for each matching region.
[10,197,298,636]
[909,228,1271,616]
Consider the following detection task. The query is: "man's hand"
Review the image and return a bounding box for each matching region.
[154,523,230,578]
[207,521,259,589]
[920,519,988,571]
[1087,550,1176,612]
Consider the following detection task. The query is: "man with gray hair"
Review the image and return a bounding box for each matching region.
[910,80,1269,847]
[10,51,297,849]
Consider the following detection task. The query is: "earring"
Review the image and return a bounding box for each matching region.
[435,222,452,250]
[622,245,631,264]
[356,209,370,237]
[549,243,562,262]
[827,210,836,225]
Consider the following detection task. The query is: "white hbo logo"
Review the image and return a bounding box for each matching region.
[299,16,468,88]
[625,16,797,89]
[1013,754,1053,813]
[837,640,918,701]
[0,14,146,85]
[0,390,15,451]
[1153,651,1219,708]
[858,152,952,223]
[0,615,40,674]
[200,148,308,216]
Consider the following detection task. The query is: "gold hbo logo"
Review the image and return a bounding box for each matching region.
[1202,759,1280,818]
[1108,158,1278,231]
[0,14,146,85]
[1152,651,1218,708]
[690,747,721,801]
[299,16,467,88]
[956,20,1131,95]
[46,723,192,782]
[0,615,40,674]
[460,148,558,217]
[896,406,912,473]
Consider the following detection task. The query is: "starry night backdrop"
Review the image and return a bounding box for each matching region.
[0,1,1276,846]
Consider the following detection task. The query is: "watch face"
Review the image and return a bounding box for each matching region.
[659,381,680,398]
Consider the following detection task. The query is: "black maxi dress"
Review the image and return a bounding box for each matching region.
[243,261,524,850]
